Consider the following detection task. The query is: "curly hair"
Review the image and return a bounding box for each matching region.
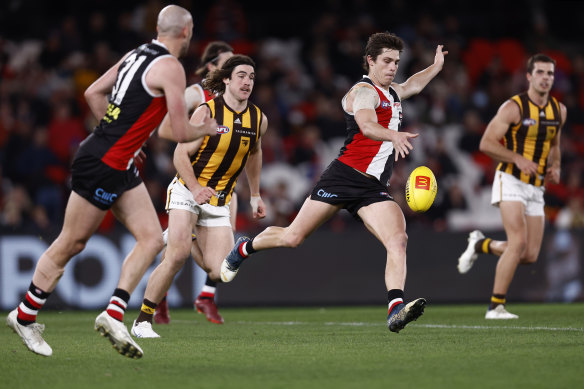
[203,54,256,95]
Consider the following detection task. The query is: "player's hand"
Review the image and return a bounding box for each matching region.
[514,155,539,176]
[545,165,561,185]
[250,195,266,219]
[134,148,147,165]
[200,115,218,137]
[434,45,448,67]
[193,186,216,205]
[391,131,419,161]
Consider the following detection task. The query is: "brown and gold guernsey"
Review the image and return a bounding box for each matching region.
[497,92,561,187]
[179,95,263,206]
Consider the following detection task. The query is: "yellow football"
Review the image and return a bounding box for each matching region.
[405,166,437,213]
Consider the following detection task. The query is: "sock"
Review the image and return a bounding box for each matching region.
[136,299,157,324]
[387,289,405,317]
[475,238,493,254]
[198,278,217,300]
[489,294,506,310]
[17,282,51,326]
[240,239,257,257]
[106,288,130,322]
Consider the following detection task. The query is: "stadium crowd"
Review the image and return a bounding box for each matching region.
[1,0,583,237]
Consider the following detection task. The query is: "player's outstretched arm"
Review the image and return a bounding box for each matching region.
[393,45,448,100]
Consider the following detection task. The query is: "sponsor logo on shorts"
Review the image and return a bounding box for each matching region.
[379,192,390,197]
[317,189,338,198]
[93,188,118,205]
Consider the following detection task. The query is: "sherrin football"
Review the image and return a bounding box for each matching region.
[405,166,437,213]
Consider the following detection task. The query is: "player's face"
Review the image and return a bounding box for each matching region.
[369,48,400,87]
[224,64,255,101]
[527,62,555,95]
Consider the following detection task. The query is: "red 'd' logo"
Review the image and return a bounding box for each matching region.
[415,176,430,190]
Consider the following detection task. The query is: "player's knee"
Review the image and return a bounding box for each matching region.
[521,249,539,264]
[282,230,304,248]
[142,233,164,256]
[387,232,408,251]
[509,238,528,257]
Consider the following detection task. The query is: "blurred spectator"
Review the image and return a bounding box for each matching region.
[0,0,582,235]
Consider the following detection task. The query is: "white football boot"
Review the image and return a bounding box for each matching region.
[95,311,143,359]
[131,320,161,338]
[6,309,52,356]
[485,305,519,319]
[457,230,485,274]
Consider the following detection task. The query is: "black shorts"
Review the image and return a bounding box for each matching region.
[71,150,142,210]
[310,159,394,220]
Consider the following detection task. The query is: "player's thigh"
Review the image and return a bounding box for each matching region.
[499,201,528,242]
[167,208,198,257]
[230,192,238,232]
[196,225,234,270]
[286,197,341,240]
[357,201,406,247]
[61,191,108,240]
[112,183,162,241]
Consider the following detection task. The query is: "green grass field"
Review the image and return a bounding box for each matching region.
[2,304,583,389]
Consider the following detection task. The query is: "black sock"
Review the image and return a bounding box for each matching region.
[387,289,404,316]
[244,239,257,255]
[489,294,506,310]
[106,288,131,322]
[136,298,157,324]
[475,238,493,254]
[17,282,51,326]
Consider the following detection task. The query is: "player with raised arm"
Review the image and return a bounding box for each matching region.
[220,32,447,333]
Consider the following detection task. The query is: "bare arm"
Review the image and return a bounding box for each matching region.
[479,100,539,176]
[146,57,217,143]
[392,45,448,100]
[244,114,268,219]
[84,53,129,120]
[173,105,216,204]
[545,103,567,185]
[349,85,418,161]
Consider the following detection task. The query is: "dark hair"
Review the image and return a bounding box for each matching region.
[526,53,556,74]
[362,32,404,72]
[195,41,234,77]
[203,54,256,95]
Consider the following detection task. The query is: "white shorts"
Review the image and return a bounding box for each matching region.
[491,171,545,216]
[166,177,231,227]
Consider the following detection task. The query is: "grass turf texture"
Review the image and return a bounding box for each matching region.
[2,304,583,389]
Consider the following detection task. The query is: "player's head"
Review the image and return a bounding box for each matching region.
[363,32,404,72]
[196,41,234,77]
[156,5,193,57]
[203,54,256,98]
[527,53,556,74]
[526,54,556,94]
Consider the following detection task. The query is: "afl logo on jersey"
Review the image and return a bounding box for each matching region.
[381,101,391,109]
[522,118,537,126]
[217,125,230,134]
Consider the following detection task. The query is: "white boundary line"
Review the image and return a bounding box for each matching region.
[225,321,584,332]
